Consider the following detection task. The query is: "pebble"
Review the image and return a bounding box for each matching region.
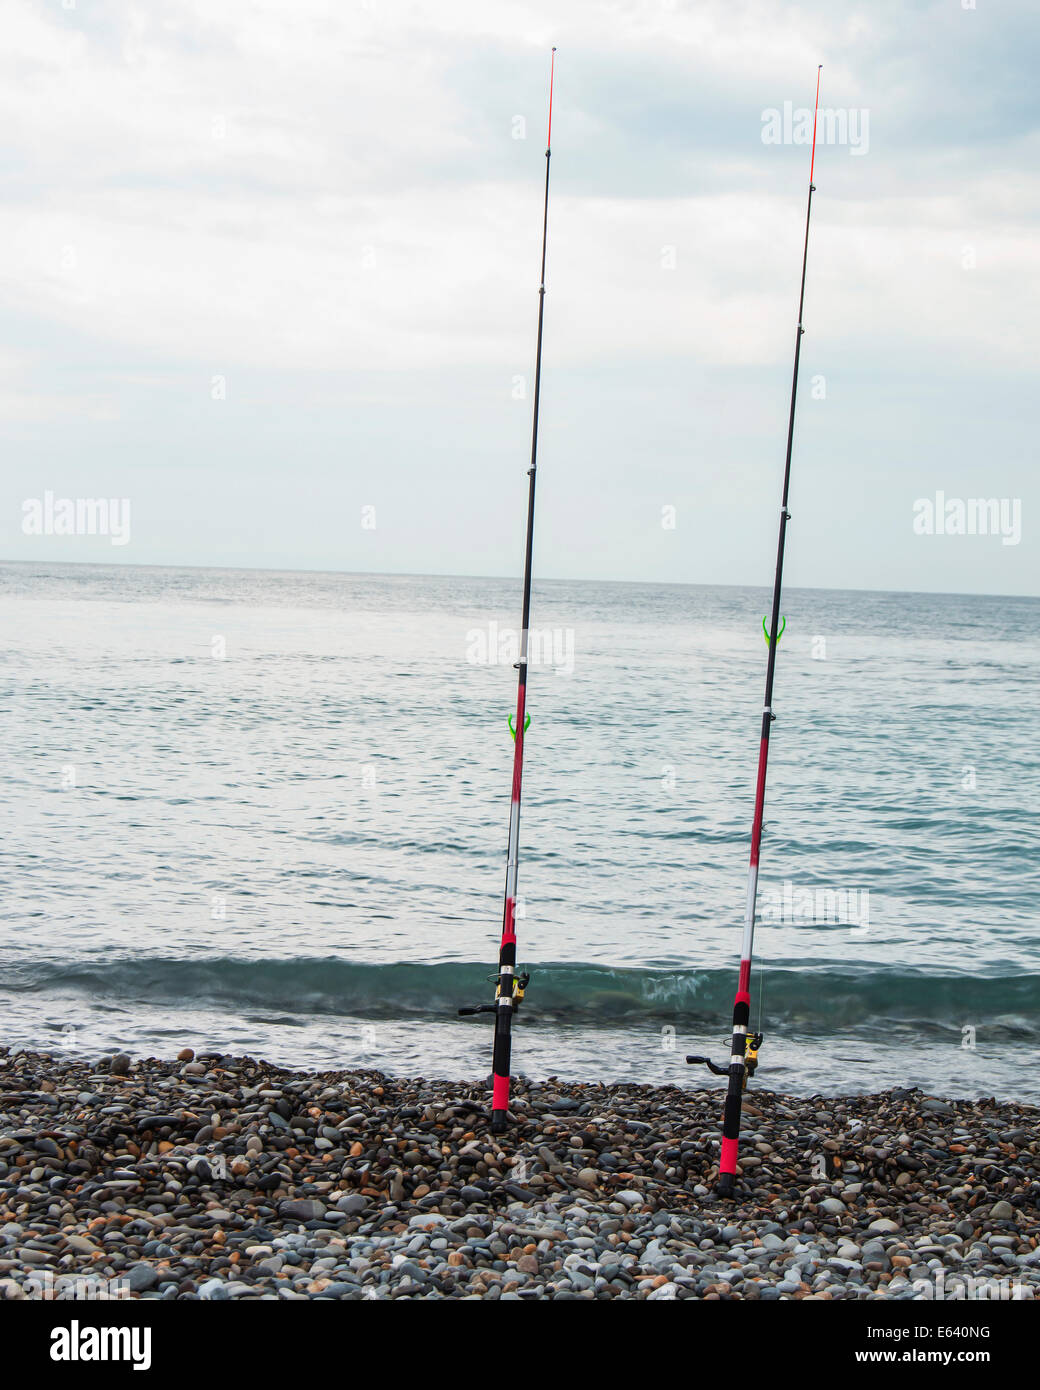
[126,1263,159,1292]
[0,1047,1036,1302]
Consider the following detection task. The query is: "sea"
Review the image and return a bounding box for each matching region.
[2,562,1038,1101]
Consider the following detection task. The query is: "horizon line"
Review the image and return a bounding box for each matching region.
[1,556,1037,603]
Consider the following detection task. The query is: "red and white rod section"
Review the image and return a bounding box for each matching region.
[717,65,822,1195]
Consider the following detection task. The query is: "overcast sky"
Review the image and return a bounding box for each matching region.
[1,0,1037,595]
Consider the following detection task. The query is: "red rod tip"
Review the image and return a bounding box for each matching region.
[547,48,556,149]
[809,66,822,186]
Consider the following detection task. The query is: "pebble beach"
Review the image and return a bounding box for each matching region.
[2,1046,1037,1302]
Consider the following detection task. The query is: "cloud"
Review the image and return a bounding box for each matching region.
[0,0,1036,591]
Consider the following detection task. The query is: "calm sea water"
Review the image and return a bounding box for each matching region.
[2,562,1038,1101]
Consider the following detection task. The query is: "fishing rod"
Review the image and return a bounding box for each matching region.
[458,48,557,1135]
[688,66,823,1196]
